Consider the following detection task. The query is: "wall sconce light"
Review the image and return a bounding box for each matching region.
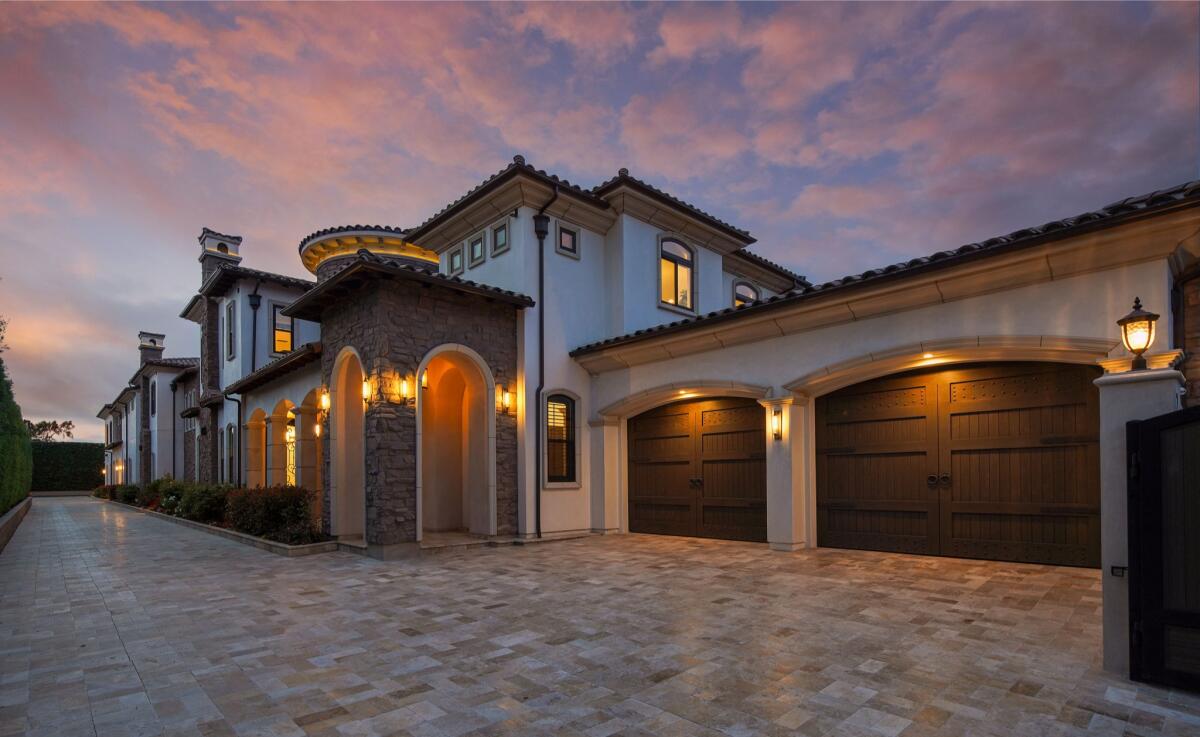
[101,467,107,475]
[319,389,330,411]
[362,378,372,403]
[501,387,513,412]
[399,376,410,401]
[314,423,321,438]
[1118,297,1159,370]
[420,369,429,390]
[772,407,783,441]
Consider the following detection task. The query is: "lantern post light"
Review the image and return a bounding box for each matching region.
[1117,297,1159,371]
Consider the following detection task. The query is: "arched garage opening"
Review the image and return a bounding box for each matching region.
[815,361,1102,567]
[331,348,366,541]
[627,396,766,542]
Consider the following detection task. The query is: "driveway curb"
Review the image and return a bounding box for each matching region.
[0,497,31,555]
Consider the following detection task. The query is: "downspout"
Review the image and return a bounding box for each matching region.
[531,186,559,539]
[170,381,177,479]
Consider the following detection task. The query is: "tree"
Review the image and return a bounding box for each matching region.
[24,419,75,442]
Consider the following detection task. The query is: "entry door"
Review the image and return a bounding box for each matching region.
[817,363,1101,567]
[628,397,766,542]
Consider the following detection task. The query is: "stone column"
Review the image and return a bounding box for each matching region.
[588,417,621,533]
[1094,367,1185,674]
[295,407,319,491]
[759,396,810,552]
[265,415,288,487]
[244,418,265,488]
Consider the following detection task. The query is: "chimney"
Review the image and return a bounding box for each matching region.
[198,227,243,283]
[138,331,166,365]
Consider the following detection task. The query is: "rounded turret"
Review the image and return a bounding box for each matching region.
[298,226,439,280]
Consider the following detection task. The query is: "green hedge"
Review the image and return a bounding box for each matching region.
[0,358,31,515]
[31,441,103,491]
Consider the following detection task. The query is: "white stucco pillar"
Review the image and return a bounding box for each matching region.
[1094,366,1185,675]
[759,396,810,552]
[588,418,621,533]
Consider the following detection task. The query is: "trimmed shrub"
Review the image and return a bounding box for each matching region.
[115,485,139,504]
[226,486,320,544]
[31,441,103,491]
[177,484,229,524]
[0,357,31,516]
[92,485,117,499]
[135,484,160,509]
[157,479,187,516]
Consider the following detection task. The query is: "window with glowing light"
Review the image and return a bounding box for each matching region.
[660,238,694,310]
[545,394,575,483]
[733,282,759,308]
[272,305,292,354]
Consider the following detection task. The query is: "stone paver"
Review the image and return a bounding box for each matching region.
[2,499,1199,737]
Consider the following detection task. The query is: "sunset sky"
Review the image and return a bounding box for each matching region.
[0,1,1196,442]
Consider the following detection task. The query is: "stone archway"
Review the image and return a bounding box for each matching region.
[416,344,497,540]
[330,347,366,541]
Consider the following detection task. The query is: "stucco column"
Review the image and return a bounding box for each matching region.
[588,417,621,533]
[759,396,810,552]
[1094,367,1185,675]
[265,415,288,487]
[244,419,265,488]
[294,407,319,491]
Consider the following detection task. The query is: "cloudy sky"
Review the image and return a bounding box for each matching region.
[0,1,1196,441]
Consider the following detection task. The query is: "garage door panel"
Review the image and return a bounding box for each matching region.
[701,428,764,455]
[819,509,937,555]
[818,362,1100,567]
[701,504,767,542]
[630,434,691,460]
[629,460,692,498]
[702,459,765,500]
[629,501,693,535]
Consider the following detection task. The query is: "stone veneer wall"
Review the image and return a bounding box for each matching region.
[319,278,521,546]
[1181,273,1200,406]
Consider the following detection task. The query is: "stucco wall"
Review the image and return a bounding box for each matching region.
[318,277,522,547]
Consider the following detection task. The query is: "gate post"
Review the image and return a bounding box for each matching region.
[1094,367,1185,674]
[759,396,809,551]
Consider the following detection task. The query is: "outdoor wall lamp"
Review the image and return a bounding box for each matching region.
[319,389,330,411]
[313,423,321,438]
[501,387,513,413]
[420,368,429,390]
[772,407,783,441]
[1118,297,1159,370]
[398,376,410,401]
[361,378,372,403]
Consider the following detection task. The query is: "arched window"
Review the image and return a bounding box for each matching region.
[660,238,694,310]
[545,394,576,483]
[734,282,759,308]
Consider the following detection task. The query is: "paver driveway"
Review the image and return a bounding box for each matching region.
[1,499,1198,737]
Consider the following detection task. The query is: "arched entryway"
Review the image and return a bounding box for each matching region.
[815,361,1101,567]
[331,348,366,541]
[266,399,296,486]
[417,345,496,540]
[627,396,766,542]
[245,408,267,488]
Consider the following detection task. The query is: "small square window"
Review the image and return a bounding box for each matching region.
[491,222,509,256]
[556,224,578,259]
[468,233,485,267]
[449,247,464,275]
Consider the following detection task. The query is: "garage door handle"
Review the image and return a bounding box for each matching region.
[689,477,703,487]
[939,473,951,486]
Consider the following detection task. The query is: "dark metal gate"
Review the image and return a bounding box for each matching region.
[1128,404,1200,692]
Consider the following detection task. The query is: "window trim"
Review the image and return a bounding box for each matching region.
[149,380,156,416]
[448,245,465,275]
[658,235,697,315]
[467,231,486,268]
[542,390,581,489]
[225,300,236,360]
[555,222,580,260]
[490,219,510,256]
[732,280,760,308]
[270,303,293,355]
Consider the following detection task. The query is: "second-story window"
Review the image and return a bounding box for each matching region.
[660,238,694,310]
[149,381,156,416]
[272,305,292,354]
[734,282,760,308]
[225,301,236,359]
[556,224,578,258]
[491,222,508,256]
[449,246,464,275]
[468,233,485,267]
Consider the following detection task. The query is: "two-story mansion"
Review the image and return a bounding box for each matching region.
[101,157,1200,567]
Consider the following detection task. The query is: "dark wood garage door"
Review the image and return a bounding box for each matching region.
[816,363,1101,567]
[628,397,766,542]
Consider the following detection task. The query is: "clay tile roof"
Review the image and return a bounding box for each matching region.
[571,178,1200,357]
[405,156,609,243]
[593,168,755,244]
[297,224,411,253]
[199,263,315,297]
[729,247,810,288]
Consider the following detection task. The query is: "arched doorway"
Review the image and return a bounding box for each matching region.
[331,348,366,541]
[267,399,297,486]
[417,346,495,539]
[245,408,267,488]
[815,361,1101,567]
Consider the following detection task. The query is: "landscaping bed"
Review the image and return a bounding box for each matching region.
[94,479,334,557]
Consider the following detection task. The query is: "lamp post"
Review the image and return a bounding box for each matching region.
[1117,297,1159,371]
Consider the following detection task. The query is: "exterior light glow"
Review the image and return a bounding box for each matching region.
[502,387,512,412]
[922,352,934,359]
[772,407,783,441]
[420,369,429,389]
[319,390,330,411]
[314,423,321,438]
[1118,297,1159,371]
[362,379,372,402]
[400,377,409,401]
